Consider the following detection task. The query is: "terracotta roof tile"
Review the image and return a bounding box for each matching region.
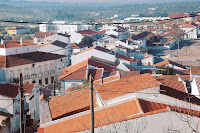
[49,88,97,120]
[190,66,200,75]
[160,80,186,93]
[97,30,107,34]
[116,53,139,63]
[168,13,189,18]
[88,69,103,81]
[195,77,200,93]
[71,43,88,49]
[60,58,122,81]
[155,75,190,81]
[93,75,120,85]
[59,59,89,80]
[35,32,56,38]
[0,40,37,48]
[0,83,35,98]
[95,74,160,101]
[129,31,151,41]
[154,60,187,69]
[39,97,200,133]
[160,85,200,105]
[77,30,98,35]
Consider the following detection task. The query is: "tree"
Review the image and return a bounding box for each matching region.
[79,36,94,48]
[14,36,20,40]
[29,27,39,34]
[24,35,32,40]
[4,35,12,40]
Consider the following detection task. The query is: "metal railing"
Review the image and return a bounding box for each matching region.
[44,71,49,76]
[31,73,37,78]
[50,70,55,74]
[24,75,30,79]
[37,72,43,77]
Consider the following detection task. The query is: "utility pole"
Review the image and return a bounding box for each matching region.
[53,80,56,96]
[89,74,94,133]
[19,73,24,133]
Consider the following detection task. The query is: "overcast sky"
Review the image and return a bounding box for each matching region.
[14,0,195,3]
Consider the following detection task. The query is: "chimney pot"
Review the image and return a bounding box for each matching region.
[1,39,3,44]
[20,37,23,45]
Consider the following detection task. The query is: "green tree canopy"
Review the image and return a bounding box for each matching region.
[4,35,12,40]
[24,35,32,40]
[79,36,94,47]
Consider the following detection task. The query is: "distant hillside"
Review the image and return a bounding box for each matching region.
[0,1,199,23]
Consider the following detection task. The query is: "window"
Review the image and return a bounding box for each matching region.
[45,78,48,84]
[32,80,36,83]
[39,79,42,85]
[51,77,54,83]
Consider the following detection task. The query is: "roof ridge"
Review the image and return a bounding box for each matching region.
[135,98,144,113]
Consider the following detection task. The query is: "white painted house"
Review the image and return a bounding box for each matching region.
[0,83,39,133]
[71,46,116,66]
[0,40,68,86]
[39,23,91,34]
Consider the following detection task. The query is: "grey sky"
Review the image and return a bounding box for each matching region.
[15,0,195,3]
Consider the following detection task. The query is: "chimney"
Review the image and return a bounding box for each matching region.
[20,37,23,45]
[101,77,103,84]
[1,39,3,44]
[116,71,120,76]
[126,39,128,44]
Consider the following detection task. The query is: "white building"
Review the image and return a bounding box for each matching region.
[0,83,39,133]
[39,23,91,34]
[71,46,116,65]
[181,24,198,39]
[0,40,68,86]
[103,25,130,40]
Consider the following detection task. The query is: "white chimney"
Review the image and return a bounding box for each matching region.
[126,40,128,44]
[1,39,3,44]
[20,37,23,45]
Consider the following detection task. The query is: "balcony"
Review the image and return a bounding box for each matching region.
[44,71,49,76]
[31,73,37,78]
[50,70,55,74]
[37,72,43,77]
[24,75,30,79]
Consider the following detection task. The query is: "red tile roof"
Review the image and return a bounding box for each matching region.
[93,74,120,85]
[129,31,151,41]
[168,13,189,18]
[0,52,65,68]
[97,30,107,34]
[160,80,186,93]
[35,32,56,38]
[0,40,37,48]
[71,43,80,49]
[195,77,200,93]
[60,57,122,81]
[155,75,190,81]
[116,53,139,63]
[38,97,200,133]
[59,59,89,80]
[190,66,200,75]
[95,74,160,101]
[160,85,200,105]
[77,30,98,35]
[154,60,186,69]
[181,24,196,28]
[0,83,35,98]
[88,69,103,81]
[49,88,97,120]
